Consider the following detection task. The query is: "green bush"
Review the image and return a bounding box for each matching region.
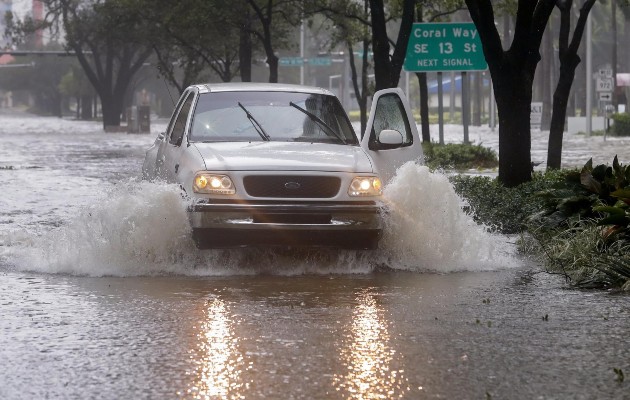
[423,142,498,171]
[449,169,569,234]
[611,113,630,136]
[523,221,630,290]
[452,157,630,289]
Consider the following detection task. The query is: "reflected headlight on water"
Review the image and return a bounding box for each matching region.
[348,177,382,197]
[185,298,250,399]
[193,173,236,194]
[333,291,409,399]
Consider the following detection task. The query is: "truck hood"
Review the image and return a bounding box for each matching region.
[192,141,374,173]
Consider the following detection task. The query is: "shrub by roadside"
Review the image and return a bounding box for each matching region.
[450,157,630,290]
[422,142,498,171]
[449,169,568,234]
[611,113,630,136]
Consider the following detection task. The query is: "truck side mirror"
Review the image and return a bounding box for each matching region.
[375,129,403,150]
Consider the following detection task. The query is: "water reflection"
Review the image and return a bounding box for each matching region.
[184,298,249,399]
[334,290,408,399]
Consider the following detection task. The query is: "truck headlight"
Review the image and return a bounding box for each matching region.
[193,173,235,194]
[348,177,382,197]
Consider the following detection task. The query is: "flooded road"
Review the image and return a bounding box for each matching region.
[1,112,629,399]
[2,270,629,399]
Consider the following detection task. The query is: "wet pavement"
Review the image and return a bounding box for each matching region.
[2,270,629,399]
[0,112,629,399]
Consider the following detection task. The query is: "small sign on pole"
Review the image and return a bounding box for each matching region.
[596,77,614,92]
[598,68,613,78]
[599,92,612,102]
[530,102,543,130]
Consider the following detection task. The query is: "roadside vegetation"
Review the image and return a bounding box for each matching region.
[611,113,630,136]
[422,142,498,171]
[449,156,630,291]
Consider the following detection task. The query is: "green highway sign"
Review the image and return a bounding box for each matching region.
[308,57,332,66]
[279,57,304,67]
[404,22,487,72]
[279,57,332,67]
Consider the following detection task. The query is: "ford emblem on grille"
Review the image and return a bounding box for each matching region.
[284,181,301,190]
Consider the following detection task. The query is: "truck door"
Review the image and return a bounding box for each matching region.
[158,91,195,182]
[360,88,423,185]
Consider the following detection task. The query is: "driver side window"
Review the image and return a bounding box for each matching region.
[169,92,195,146]
[368,93,412,150]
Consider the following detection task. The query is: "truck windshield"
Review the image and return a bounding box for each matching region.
[189,91,358,145]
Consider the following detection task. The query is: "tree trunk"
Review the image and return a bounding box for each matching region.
[51,93,62,118]
[245,0,279,83]
[494,75,533,185]
[466,0,556,187]
[369,0,414,90]
[80,95,93,119]
[416,72,431,142]
[100,92,124,128]
[348,40,370,135]
[547,0,596,169]
[369,0,391,91]
[239,15,252,82]
[547,55,580,169]
[260,17,277,83]
[541,28,553,130]
[267,54,279,83]
[72,47,151,130]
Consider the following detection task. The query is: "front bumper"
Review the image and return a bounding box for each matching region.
[187,200,382,249]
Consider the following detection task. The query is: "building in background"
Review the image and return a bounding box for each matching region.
[4,0,45,48]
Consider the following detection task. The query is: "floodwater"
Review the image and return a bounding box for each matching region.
[1,112,629,399]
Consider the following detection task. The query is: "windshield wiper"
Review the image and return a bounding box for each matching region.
[238,102,271,141]
[289,102,347,144]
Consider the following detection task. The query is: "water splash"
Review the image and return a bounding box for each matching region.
[6,181,195,276]
[3,165,517,277]
[378,163,513,272]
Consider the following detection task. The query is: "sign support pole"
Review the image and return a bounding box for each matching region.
[438,72,444,144]
[586,14,592,137]
[462,71,470,144]
[300,20,305,85]
[450,72,456,123]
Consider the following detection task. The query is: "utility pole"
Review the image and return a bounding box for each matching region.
[300,20,305,85]
[586,13,592,136]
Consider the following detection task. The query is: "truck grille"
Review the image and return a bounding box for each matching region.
[243,176,341,198]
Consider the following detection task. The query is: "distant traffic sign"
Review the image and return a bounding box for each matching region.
[598,68,613,78]
[531,102,543,130]
[279,57,333,67]
[599,92,612,102]
[596,77,614,92]
[404,22,487,72]
[279,57,304,67]
[308,57,331,67]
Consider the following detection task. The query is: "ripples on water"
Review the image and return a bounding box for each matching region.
[3,163,517,277]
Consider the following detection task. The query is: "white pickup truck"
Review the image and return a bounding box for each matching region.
[142,83,422,249]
